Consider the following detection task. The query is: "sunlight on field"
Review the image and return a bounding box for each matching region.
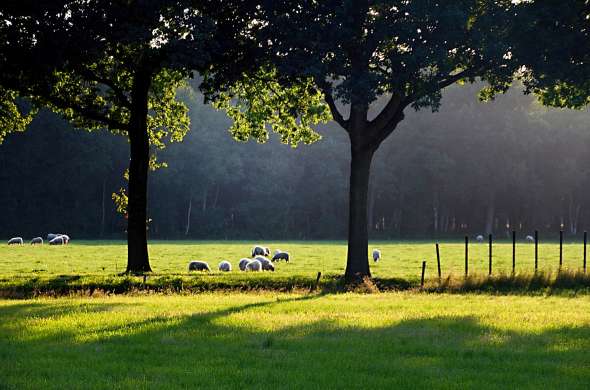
[0,240,588,281]
[1,293,589,389]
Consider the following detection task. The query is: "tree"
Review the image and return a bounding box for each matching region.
[0,1,255,272]
[208,0,524,281]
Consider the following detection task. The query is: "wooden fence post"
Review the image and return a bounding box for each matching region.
[488,233,493,276]
[534,230,539,273]
[421,261,426,288]
[464,235,469,276]
[512,230,516,274]
[559,230,563,271]
[584,231,587,273]
[436,243,441,280]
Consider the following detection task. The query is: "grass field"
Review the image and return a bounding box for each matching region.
[1,240,588,278]
[1,292,589,389]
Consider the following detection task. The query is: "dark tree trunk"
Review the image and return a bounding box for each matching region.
[345,143,374,282]
[126,67,152,273]
[100,178,106,237]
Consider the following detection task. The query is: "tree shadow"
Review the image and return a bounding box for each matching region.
[0,295,589,389]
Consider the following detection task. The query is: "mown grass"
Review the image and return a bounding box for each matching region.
[2,240,590,295]
[1,292,589,389]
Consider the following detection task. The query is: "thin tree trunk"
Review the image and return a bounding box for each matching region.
[126,66,152,273]
[100,178,106,237]
[345,144,374,282]
[185,197,192,236]
[202,186,208,211]
[484,193,495,236]
[212,183,220,209]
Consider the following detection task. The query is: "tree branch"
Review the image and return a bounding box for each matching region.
[318,82,347,129]
[46,94,128,131]
[367,91,404,134]
[77,68,132,109]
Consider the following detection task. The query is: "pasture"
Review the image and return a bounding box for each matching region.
[1,293,589,389]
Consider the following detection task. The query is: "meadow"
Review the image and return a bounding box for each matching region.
[1,240,589,295]
[1,292,589,389]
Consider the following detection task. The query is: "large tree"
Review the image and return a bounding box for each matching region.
[209,0,525,281]
[0,1,264,272]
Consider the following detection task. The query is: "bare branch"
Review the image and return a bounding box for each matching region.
[318,82,347,129]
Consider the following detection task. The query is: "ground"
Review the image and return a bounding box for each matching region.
[1,292,589,389]
[1,240,587,281]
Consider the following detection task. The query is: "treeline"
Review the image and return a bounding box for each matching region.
[1,83,589,240]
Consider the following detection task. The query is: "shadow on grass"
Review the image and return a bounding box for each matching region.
[0,296,589,389]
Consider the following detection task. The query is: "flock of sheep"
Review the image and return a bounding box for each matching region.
[188,245,291,272]
[475,234,535,242]
[7,233,70,246]
[187,246,382,273]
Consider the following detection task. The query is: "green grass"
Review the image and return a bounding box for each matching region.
[1,240,590,295]
[1,292,589,389]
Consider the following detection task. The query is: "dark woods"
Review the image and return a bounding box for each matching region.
[2,83,589,241]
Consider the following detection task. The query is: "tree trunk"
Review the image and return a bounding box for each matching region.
[345,144,374,282]
[185,197,192,236]
[100,178,106,237]
[126,67,152,273]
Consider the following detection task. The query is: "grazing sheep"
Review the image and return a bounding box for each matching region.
[251,246,266,257]
[7,237,23,245]
[47,233,58,241]
[49,236,66,245]
[526,235,535,243]
[188,261,211,272]
[272,250,290,262]
[255,256,275,271]
[245,259,262,272]
[218,260,232,272]
[264,247,271,257]
[476,235,484,243]
[239,258,251,271]
[57,234,70,244]
[372,249,381,262]
[30,237,43,245]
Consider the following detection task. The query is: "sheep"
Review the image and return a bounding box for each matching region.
[264,247,271,257]
[188,261,211,272]
[251,246,266,257]
[372,249,381,262]
[255,256,275,271]
[47,233,58,241]
[272,250,290,262]
[526,235,535,243]
[218,260,232,272]
[30,237,43,245]
[245,259,262,272]
[7,237,23,245]
[49,236,66,245]
[476,235,484,243]
[239,258,251,271]
[58,234,70,244]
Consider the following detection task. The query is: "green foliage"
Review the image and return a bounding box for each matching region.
[210,68,330,146]
[0,88,36,144]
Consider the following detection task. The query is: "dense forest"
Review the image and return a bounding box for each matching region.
[1,83,589,240]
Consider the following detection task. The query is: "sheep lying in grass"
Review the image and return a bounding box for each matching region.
[30,237,43,245]
[255,256,275,271]
[526,235,535,243]
[239,258,251,271]
[218,260,232,272]
[272,250,290,262]
[188,261,211,272]
[7,237,23,245]
[476,235,484,243]
[372,249,381,262]
[246,259,262,272]
[49,236,66,245]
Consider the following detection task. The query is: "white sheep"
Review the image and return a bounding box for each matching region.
[7,237,23,245]
[30,237,43,245]
[218,260,232,272]
[239,258,251,271]
[526,235,535,243]
[372,249,381,262]
[49,236,66,245]
[251,246,266,257]
[58,234,70,244]
[47,233,58,241]
[272,250,290,262]
[476,235,484,243]
[255,256,275,271]
[188,261,211,272]
[264,247,270,257]
[245,259,262,272]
